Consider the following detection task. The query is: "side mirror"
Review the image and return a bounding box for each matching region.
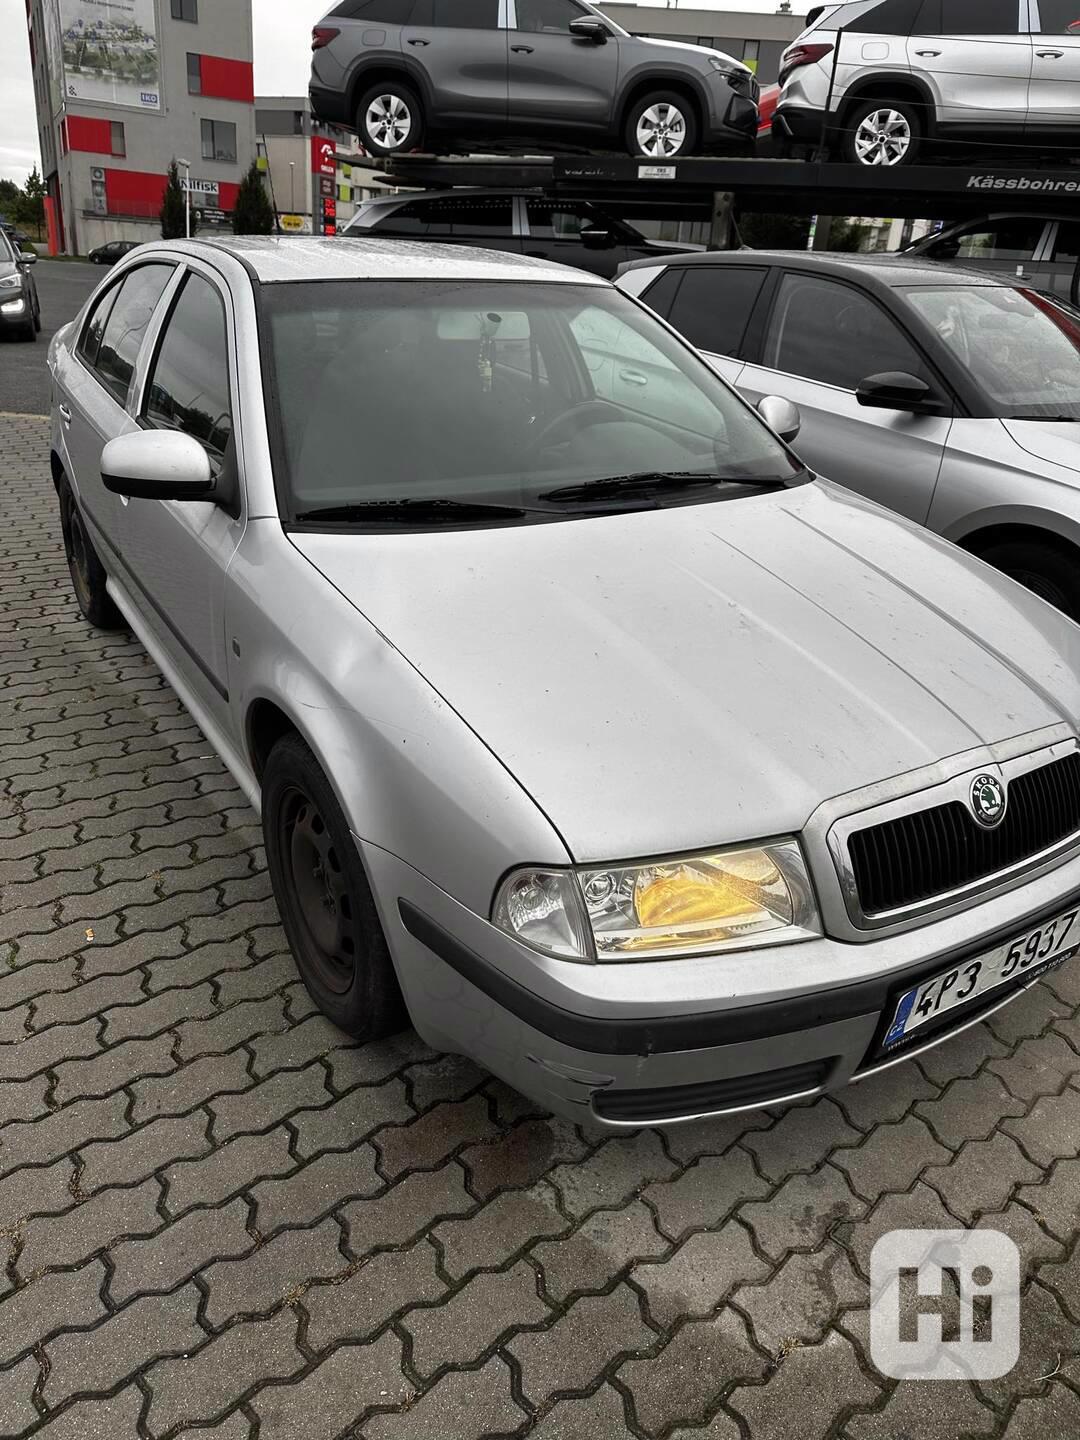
[856,371,942,414]
[18,250,37,266]
[569,16,609,41]
[580,226,613,250]
[757,394,801,445]
[101,430,214,500]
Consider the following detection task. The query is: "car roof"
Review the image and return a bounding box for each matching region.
[622,249,1022,290]
[151,235,607,286]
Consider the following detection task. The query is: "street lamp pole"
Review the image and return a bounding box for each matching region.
[289,162,296,214]
[178,157,191,238]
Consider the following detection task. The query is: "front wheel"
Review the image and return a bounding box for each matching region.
[842,98,921,166]
[978,539,1080,622]
[625,91,698,160]
[263,732,406,1039]
[356,81,424,158]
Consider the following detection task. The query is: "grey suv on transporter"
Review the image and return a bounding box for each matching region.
[309,0,759,159]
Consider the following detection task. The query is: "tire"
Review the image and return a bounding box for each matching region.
[57,480,124,629]
[263,731,406,1039]
[33,301,41,334]
[842,97,922,166]
[355,80,424,158]
[624,90,699,160]
[977,539,1080,623]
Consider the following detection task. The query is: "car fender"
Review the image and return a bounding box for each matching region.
[616,61,714,130]
[838,67,939,131]
[942,503,1080,554]
[344,50,435,118]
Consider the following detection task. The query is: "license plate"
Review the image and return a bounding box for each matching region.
[884,906,1079,1050]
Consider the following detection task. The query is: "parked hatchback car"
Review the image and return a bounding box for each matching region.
[343,188,702,277]
[89,239,141,266]
[49,235,1080,1127]
[904,213,1080,306]
[774,0,1080,166]
[619,250,1080,616]
[310,0,758,159]
[0,226,40,342]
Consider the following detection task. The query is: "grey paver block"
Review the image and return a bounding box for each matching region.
[35,1388,146,1440]
[986,982,1068,1047]
[246,1012,344,1078]
[508,1283,654,1404]
[915,1022,1008,1086]
[163,1126,295,1215]
[978,1280,1077,1408]
[989,1031,1079,1102]
[834,1061,940,1131]
[644,1149,770,1242]
[633,1221,769,1326]
[1001,1085,1080,1167]
[551,1131,677,1220]
[0,1072,50,1127]
[252,1331,407,1440]
[734,1241,864,1354]
[729,1330,880,1440]
[175,994,290,1063]
[304,1240,445,1351]
[130,1048,252,1123]
[102,981,216,1044]
[433,1181,566,1281]
[146,1309,304,1435]
[916,1070,1027,1149]
[0,1154,75,1225]
[324,1030,436,1093]
[202,1216,346,1325]
[830,1116,951,1203]
[52,1032,177,1106]
[18,1175,163,1277]
[923,1132,1041,1223]
[528,1385,635,1440]
[109,1196,253,1304]
[0,1353,44,1436]
[531,1198,669,1304]
[78,926,187,980]
[29,969,142,1031]
[0,1261,107,1366]
[0,1016,100,1082]
[618,1309,768,1434]
[1000,1384,1080,1440]
[743,1098,860,1181]
[459,1117,589,1201]
[338,1162,474,1258]
[837,1181,959,1279]
[403,1258,549,1378]
[405,1052,487,1111]
[374,1095,497,1179]
[252,1144,381,1233]
[289,1078,412,1159]
[741,1166,866,1261]
[361,1354,522,1440]
[79,1111,211,1192]
[843,1377,997,1439]
[1016,1157,1080,1238]
[659,1111,771,1166]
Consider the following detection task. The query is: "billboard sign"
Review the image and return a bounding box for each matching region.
[312,137,336,178]
[58,0,161,111]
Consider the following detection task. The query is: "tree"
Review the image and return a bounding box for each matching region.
[231,161,274,235]
[11,167,46,238]
[736,211,811,250]
[160,159,194,239]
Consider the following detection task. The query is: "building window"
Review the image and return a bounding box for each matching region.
[171,0,198,20]
[110,121,125,156]
[187,53,201,93]
[201,118,237,163]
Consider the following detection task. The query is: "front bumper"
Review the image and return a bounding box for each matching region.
[364,839,1080,1129]
[0,293,30,326]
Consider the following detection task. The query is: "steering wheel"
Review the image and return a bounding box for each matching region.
[531,400,619,453]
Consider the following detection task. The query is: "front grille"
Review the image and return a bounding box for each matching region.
[592,1058,833,1124]
[849,752,1080,917]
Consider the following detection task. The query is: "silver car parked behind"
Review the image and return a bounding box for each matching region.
[619,249,1080,620]
[49,236,1080,1128]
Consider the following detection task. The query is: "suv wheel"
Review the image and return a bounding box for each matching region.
[263,731,406,1039]
[357,81,424,158]
[625,92,698,159]
[978,539,1080,622]
[58,479,124,629]
[843,98,921,166]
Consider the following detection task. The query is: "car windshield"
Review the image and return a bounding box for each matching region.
[904,284,1080,420]
[262,279,801,524]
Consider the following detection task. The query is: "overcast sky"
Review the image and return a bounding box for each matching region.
[0,0,807,185]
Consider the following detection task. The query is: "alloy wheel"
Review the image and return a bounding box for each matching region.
[853,108,912,165]
[366,93,412,150]
[279,784,357,995]
[636,103,688,159]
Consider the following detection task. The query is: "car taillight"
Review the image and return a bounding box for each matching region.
[778,42,833,87]
[312,26,340,50]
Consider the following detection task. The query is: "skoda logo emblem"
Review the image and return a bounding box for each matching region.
[970,773,1007,828]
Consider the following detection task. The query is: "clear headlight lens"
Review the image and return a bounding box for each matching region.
[708,56,735,74]
[492,839,818,962]
[0,274,22,290]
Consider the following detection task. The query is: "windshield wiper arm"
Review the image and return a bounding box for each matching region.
[537,470,783,504]
[1007,413,1079,422]
[293,497,530,524]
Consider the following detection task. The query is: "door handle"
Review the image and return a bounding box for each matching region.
[619,369,648,386]
[58,404,72,426]
[914,48,941,56]
[407,37,429,45]
[1036,49,1064,57]
[511,44,534,53]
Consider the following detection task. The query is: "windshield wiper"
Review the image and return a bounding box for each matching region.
[537,470,786,505]
[293,498,531,524]
[1007,413,1080,422]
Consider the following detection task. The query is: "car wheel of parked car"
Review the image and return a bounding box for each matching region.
[356,81,424,158]
[263,731,406,1040]
[58,480,124,629]
[626,92,698,159]
[978,539,1080,622]
[33,303,41,334]
[842,98,921,166]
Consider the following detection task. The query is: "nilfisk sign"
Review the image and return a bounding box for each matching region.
[50,0,161,111]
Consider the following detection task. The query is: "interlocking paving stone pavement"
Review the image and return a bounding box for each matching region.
[6,409,1080,1437]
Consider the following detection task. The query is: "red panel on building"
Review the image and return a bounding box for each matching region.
[104,168,167,219]
[217,181,240,211]
[66,115,114,154]
[199,55,255,103]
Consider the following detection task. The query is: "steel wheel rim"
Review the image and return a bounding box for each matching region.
[853,108,911,165]
[68,506,93,611]
[280,785,356,995]
[366,94,412,149]
[637,103,687,158]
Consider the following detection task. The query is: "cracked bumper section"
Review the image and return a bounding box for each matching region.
[363,841,1080,1130]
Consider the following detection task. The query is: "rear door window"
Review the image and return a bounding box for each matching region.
[764,272,927,389]
[665,266,769,357]
[1052,220,1080,264]
[417,195,514,236]
[924,217,1045,261]
[91,263,174,406]
[1031,0,1080,31]
[918,0,1022,32]
[431,0,498,26]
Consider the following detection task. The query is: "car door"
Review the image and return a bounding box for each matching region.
[916,216,1050,282]
[53,261,175,558]
[644,264,772,387]
[121,262,244,718]
[402,0,508,125]
[520,199,628,275]
[908,0,1032,129]
[738,270,953,521]
[508,0,619,133]
[1027,0,1080,135]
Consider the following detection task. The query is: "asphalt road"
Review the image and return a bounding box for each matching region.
[0,258,99,415]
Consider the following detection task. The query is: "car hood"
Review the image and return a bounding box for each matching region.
[635,36,750,74]
[1002,419,1080,475]
[291,481,1080,864]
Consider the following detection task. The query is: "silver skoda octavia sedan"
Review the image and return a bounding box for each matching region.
[49,236,1080,1128]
